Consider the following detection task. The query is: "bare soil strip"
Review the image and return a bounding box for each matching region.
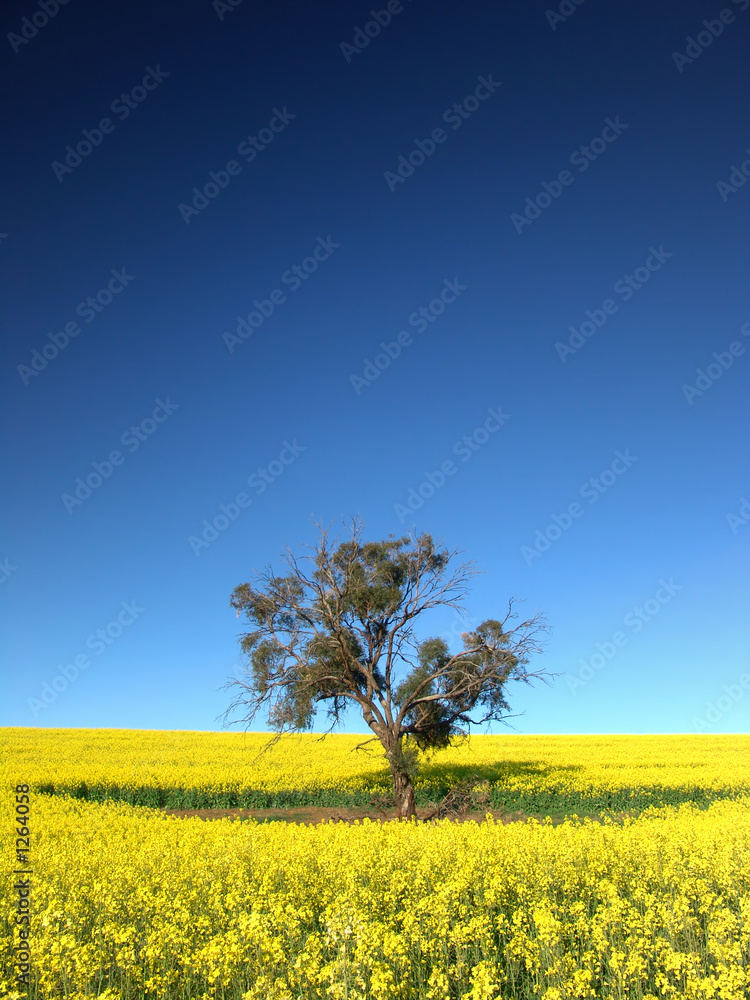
[162,806,550,825]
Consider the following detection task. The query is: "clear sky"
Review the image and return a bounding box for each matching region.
[1,0,748,736]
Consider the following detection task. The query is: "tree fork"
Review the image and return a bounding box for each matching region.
[221,517,552,824]
[386,738,417,820]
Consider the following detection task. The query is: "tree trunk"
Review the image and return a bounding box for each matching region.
[384,737,417,820]
[392,767,416,820]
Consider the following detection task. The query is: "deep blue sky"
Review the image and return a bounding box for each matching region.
[2,0,748,735]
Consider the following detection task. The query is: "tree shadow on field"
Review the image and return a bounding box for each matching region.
[352,758,583,790]
[348,758,587,821]
[416,758,583,789]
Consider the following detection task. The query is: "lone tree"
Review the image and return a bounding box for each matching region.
[222,518,550,820]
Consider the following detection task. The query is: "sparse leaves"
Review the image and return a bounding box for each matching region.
[223,517,551,818]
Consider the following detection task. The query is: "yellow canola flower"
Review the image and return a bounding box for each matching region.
[0,793,748,999]
[1,729,749,805]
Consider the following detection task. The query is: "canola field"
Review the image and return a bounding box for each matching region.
[3,727,750,813]
[1,729,749,999]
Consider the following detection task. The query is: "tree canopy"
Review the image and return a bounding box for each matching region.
[223,517,551,818]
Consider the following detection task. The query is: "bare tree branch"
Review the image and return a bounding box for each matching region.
[219,518,551,819]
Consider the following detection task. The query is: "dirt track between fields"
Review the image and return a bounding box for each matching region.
[162,805,541,825]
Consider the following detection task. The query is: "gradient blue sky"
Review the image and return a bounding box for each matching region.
[2,0,748,735]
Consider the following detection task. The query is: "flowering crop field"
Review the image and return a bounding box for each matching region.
[1,729,749,999]
[2,728,750,813]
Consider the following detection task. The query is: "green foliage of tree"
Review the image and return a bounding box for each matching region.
[222,517,551,819]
